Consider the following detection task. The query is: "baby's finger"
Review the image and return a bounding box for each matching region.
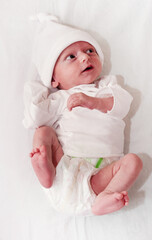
[67,98,79,111]
[67,100,74,111]
[67,96,74,111]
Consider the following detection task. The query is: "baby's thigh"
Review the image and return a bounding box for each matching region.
[90,158,122,195]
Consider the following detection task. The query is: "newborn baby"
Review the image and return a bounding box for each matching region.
[23,13,142,216]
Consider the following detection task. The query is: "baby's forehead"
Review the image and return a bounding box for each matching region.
[60,41,95,56]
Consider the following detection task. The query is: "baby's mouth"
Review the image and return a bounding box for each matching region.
[82,65,94,73]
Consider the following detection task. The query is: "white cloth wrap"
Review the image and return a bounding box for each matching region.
[43,155,119,216]
[23,75,133,158]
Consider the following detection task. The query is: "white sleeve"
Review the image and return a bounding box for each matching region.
[23,81,61,129]
[97,76,133,119]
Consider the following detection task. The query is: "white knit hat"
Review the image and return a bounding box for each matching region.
[31,13,104,89]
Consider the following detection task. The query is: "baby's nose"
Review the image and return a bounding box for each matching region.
[79,53,89,63]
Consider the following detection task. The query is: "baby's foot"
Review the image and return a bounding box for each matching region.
[30,145,55,188]
[92,191,129,215]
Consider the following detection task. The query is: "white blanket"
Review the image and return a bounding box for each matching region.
[1,0,152,239]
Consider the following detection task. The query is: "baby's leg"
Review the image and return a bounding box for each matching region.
[30,126,63,188]
[91,154,143,215]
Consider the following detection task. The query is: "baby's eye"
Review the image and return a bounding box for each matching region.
[86,49,94,54]
[66,54,75,60]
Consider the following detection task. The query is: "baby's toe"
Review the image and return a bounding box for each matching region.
[122,191,128,196]
[29,152,33,158]
[114,192,124,200]
[124,195,129,205]
[39,145,47,157]
[35,148,40,153]
[30,148,38,157]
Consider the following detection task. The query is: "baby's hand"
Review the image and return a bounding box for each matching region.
[67,93,113,112]
[67,92,91,111]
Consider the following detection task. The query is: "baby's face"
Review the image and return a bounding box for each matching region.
[52,41,102,90]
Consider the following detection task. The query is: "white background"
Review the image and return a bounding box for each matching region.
[0,0,152,239]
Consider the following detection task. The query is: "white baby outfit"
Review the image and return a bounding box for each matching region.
[24,75,132,158]
[23,75,133,215]
[23,13,133,216]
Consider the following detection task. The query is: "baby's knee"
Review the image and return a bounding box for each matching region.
[123,153,143,174]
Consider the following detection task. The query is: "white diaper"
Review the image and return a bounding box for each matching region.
[43,155,119,216]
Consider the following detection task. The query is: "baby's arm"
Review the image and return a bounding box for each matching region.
[67,92,113,113]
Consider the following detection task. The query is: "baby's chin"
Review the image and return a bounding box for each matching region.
[59,77,100,90]
[71,79,98,88]
[79,76,100,86]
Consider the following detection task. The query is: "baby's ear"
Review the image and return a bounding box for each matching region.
[51,78,59,88]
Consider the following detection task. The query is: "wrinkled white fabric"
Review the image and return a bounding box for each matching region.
[43,155,119,216]
[23,75,133,158]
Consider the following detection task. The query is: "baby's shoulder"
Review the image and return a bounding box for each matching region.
[96,75,117,88]
[48,89,71,105]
